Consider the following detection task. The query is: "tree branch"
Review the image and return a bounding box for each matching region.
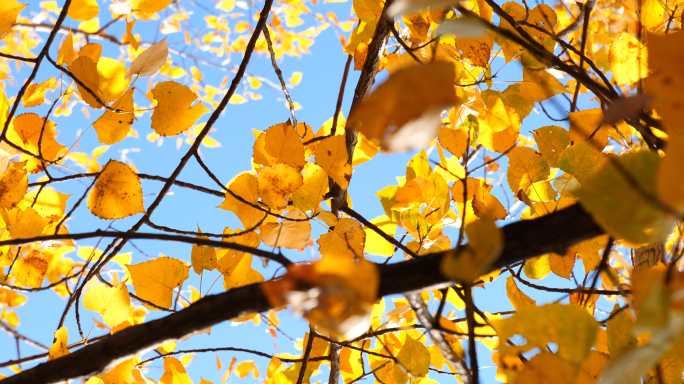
[2,204,605,384]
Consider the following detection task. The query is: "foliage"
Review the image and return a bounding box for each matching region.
[1,0,684,383]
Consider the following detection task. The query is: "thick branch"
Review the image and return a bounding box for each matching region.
[2,204,604,384]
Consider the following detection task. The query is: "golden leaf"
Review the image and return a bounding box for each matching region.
[314,135,352,189]
[93,88,136,144]
[126,256,190,310]
[317,218,366,259]
[151,81,210,136]
[257,163,303,210]
[83,282,130,327]
[88,160,145,219]
[48,327,70,361]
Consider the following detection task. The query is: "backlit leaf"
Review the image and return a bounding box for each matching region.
[88,160,145,219]
[151,81,210,136]
[506,276,536,310]
[315,135,352,190]
[260,209,312,250]
[0,1,26,41]
[317,218,366,259]
[48,327,70,361]
[126,38,168,79]
[93,88,136,144]
[126,256,190,310]
[83,282,130,327]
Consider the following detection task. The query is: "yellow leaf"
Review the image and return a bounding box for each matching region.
[657,131,684,215]
[126,256,189,310]
[363,215,397,257]
[314,135,352,189]
[0,161,27,209]
[25,187,70,223]
[478,107,521,153]
[506,147,550,193]
[93,88,136,144]
[317,218,366,259]
[83,282,130,327]
[472,181,507,220]
[97,357,139,384]
[14,249,48,288]
[260,209,312,250]
[523,254,551,279]
[257,163,303,210]
[354,0,384,23]
[68,0,99,21]
[516,352,576,384]
[160,357,193,384]
[289,71,302,86]
[348,61,457,151]
[223,253,263,291]
[532,126,569,168]
[191,228,217,274]
[22,77,55,108]
[640,0,665,30]
[79,43,102,63]
[235,361,257,378]
[48,327,70,361]
[151,81,210,136]
[396,335,430,378]
[2,206,48,240]
[506,276,536,310]
[218,172,266,229]
[454,34,494,68]
[568,109,608,152]
[549,253,575,279]
[292,162,328,212]
[88,160,145,219]
[57,31,75,66]
[576,151,675,245]
[519,68,567,102]
[72,57,130,109]
[479,95,511,132]
[126,38,168,79]
[558,141,603,185]
[609,33,648,86]
[7,113,66,173]
[0,1,26,41]
[252,122,305,169]
[216,227,260,274]
[441,216,503,282]
[438,124,469,158]
[491,303,599,366]
[126,19,139,51]
[157,341,177,354]
[576,351,609,384]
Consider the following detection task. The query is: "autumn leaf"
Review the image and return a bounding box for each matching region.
[516,352,576,384]
[317,218,366,259]
[314,135,352,190]
[2,206,48,239]
[160,357,193,384]
[125,38,168,79]
[0,161,27,209]
[96,357,139,384]
[83,282,130,327]
[257,163,303,210]
[191,228,217,275]
[69,56,130,109]
[491,303,599,366]
[151,81,210,136]
[126,256,190,310]
[609,33,648,86]
[22,77,55,108]
[363,216,397,257]
[6,113,66,173]
[396,335,430,378]
[260,209,312,250]
[441,215,503,282]
[575,151,675,245]
[217,172,266,229]
[48,327,70,361]
[291,162,328,212]
[506,147,550,193]
[57,31,75,66]
[139,0,174,13]
[506,276,536,310]
[126,19,139,51]
[0,0,27,41]
[252,121,305,169]
[13,250,49,288]
[68,0,99,21]
[88,160,146,219]
[348,61,457,152]
[223,253,264,291]
[519,68,568,102]
[93,88,136,144]
[532,126,569,168]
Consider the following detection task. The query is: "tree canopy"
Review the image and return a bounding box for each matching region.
[0,0,684,383]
